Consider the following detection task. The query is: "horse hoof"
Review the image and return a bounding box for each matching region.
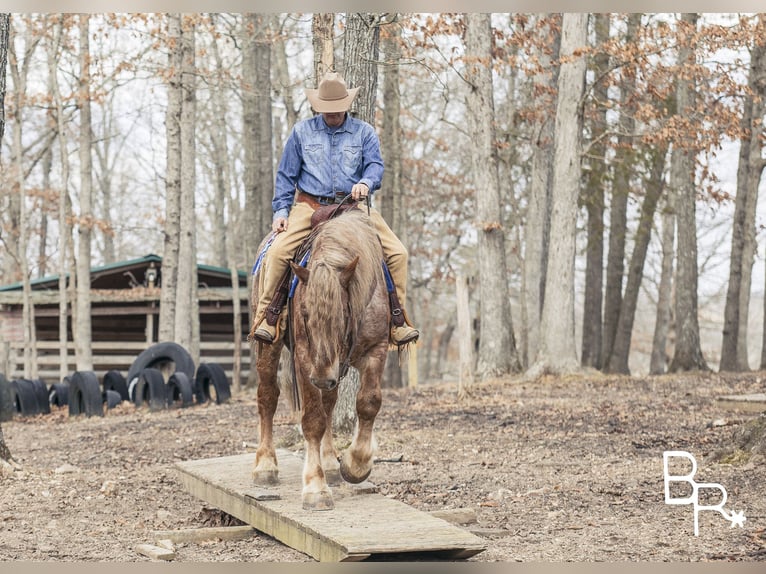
[339,460,372,484]
[252,470,279,486]
[324,468,342,486]
[302,491,334,511]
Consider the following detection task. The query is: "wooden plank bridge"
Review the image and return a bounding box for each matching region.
[175,449,487,562]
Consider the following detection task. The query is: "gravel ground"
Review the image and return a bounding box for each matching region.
[1,371,764,562]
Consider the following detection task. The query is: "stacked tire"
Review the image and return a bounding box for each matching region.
[4,378,53,417]
[125,342,231,410]
[1,342,233,419]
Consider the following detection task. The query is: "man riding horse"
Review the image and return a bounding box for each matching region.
[251,71,419,347]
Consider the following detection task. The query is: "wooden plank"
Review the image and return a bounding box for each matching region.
[135,543,176,561]
[717,393,766,413]
[175,450,487,562]
[152,526,255,544]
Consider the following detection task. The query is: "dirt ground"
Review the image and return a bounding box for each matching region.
[1,370,765,562]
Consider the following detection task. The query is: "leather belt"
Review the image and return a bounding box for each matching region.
[296,190,346,209]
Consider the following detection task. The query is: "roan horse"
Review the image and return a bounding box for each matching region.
[249,208,390,510]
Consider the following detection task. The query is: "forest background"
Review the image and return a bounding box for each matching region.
[1,12,766,388]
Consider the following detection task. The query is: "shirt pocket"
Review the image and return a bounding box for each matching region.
[303,143,324,167]
[343,145,362,173]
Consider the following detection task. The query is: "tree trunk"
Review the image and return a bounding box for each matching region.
[522,14,560,368]
[208,14,229,266]
[159,13,182,343]
[668,13,709,373]
[723,25,765,372]
[312,14,334,82]
[602,14,640,368]
[210,15,242,389]
[331,12,382,433]
[464,12,520,378]
[341,13,381,123]
[74,13,93,371]
[0,12,17,471]
[456,275,473,399]
[8,20,37,378]
[580,13,609,369]
[47,16,72,380]
[380,18,404,388]
[174,14,198,361]
[255,23,274,243]
[650,199,676,375]
[273,14,298,133]
[241,14,273,386]
[607,147,667,374]
[528,12,588,377]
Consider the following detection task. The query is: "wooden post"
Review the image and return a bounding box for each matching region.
[456,275,473,399]
[408,344,418,387]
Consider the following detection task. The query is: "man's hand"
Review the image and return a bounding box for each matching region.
[272,217,288,233]
[351,182,369,201]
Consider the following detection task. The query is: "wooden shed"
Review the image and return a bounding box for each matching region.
[0,254,251,386]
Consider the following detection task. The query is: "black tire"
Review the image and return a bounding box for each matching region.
[194,363,231,405]
[166,372,194,409]
[10,379,40,416]
[48,383,70,407]
[68,371,105,418]
[103,370,129,402]
[134,368,167,411]
[126,342,195,400]
[29,379,51,415]
[103,389,123,409]
[0,374,13,422]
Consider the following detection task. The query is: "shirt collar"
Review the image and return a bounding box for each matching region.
[317,113,351,133]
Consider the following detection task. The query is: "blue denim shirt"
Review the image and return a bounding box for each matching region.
[272,114,384,220]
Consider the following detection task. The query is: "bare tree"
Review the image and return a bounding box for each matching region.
[312,13,334,81]
[602,14,640,368]
[580,13,610,369]
[330,12,383,432]
[464,12,520,379]
[607,147,668,374]
[668,13,709,373]
[528,12,588,377]
[0,11,20,472]
[43,15,73,380]
[522,14,560,368]
[159,14,182,343]
[722,17,766,371]
[74,13,94,371]
[650,198,676,375]
[380,16,405,388]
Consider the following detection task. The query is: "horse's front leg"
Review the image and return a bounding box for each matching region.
[301,381,334,510]
[340,349,385,484]
[320,387,341,485]
[252,341,283,485]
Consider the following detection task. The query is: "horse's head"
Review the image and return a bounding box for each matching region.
[290,256,359,391]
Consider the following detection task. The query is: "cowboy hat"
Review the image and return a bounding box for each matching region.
[305,71,360,113]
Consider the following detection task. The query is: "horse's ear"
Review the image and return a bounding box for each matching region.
[340,256,359,288]
[290,261,310,283]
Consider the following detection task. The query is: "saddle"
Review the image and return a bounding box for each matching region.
[263,198,404,333]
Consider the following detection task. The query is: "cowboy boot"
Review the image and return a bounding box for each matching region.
[387,287,419,345]
[253,320,276,344]
[391,323,419,346]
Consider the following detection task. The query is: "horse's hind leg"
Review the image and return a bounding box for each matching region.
[252,341,283,485]
[340,351,384,484]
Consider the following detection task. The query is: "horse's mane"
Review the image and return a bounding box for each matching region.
[302,210,384,360]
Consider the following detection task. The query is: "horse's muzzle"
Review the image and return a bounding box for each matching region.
[310,378,338,391]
